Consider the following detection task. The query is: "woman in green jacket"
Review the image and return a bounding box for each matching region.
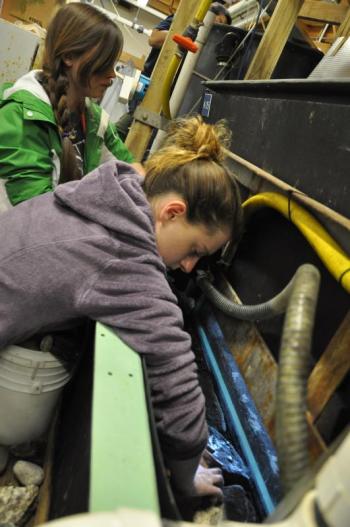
[0,2,139,210]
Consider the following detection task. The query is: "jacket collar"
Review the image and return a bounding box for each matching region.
[3,70,51,105]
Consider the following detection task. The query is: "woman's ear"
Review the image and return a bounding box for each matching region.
[160,199,187,223]
[62,54,74,68]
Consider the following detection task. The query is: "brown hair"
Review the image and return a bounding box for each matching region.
[41,3,123,182]
[143,115,243,242]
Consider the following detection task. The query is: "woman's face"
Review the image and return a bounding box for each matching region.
[88,67,116,99]
[64,50,117,100]
[155,198,231,273]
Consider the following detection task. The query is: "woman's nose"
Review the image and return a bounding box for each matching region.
[180,256,199,274]
[107,66,117,79]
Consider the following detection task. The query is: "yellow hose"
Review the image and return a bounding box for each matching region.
[162,54,181,120]
[242,192,350,294]
[195,0,213,23]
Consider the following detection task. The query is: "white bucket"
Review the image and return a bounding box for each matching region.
[0,344,74,446]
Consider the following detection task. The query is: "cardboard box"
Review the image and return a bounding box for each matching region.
[1,0,64,29]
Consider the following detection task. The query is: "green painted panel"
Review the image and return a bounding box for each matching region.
[89,323,159,514]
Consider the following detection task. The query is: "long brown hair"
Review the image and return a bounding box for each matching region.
[144,115,243,242]
[41,3,123,183]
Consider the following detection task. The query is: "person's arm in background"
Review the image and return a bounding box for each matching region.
[148,14,174,48]
[148,28,169,48]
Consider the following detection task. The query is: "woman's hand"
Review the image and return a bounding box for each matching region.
[166,450,224,500]
[193,464,224,500]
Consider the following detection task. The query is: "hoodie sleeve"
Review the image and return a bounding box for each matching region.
[77,253,208,460]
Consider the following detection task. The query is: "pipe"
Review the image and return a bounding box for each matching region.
[94,5,152,36]
[197,269,295,321]
[152,10,216,151]
[197,316,280,515]
[195,0,213,24]
[276,264,320,494]
[161,54,182,120]
[242,192,350,293]
[161,0,212,118]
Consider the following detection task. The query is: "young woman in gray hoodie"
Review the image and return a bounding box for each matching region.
[0,115,243,499]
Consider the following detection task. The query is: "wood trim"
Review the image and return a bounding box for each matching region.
[299,1,348,25]
[308,311,350,420]
[244,0,303,80]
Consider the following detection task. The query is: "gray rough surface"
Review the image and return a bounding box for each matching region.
[13,460,44,487]
[0,484,38,524]
[0,446,9,474]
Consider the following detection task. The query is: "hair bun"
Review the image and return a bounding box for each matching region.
[163,115,232,163]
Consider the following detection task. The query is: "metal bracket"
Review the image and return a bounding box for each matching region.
[134,107,169,131]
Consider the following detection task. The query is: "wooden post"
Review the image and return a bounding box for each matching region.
[244,0,303,80]
[336,8,350,37]
[308,311,350,420]
[125,0,200,161]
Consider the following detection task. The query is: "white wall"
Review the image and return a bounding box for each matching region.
[94,0,163,61]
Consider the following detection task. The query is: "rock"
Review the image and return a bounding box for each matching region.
[0,485,38,524]
[13,461,44,486]
[0,446,9,474]
[223,485,258,522]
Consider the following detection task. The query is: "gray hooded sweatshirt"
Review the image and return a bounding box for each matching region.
[0,160,208,460]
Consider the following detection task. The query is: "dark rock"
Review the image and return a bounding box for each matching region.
[223,485,258,522]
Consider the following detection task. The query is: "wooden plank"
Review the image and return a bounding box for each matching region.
[308,311,350,420]
[299,1,348,25]
[32,407,60,525]
[214,273,277,436]
[125,0,200,161]
[225,149,350,232]
[148,0,180,16]
[244,0,303,80]
[295,20,321,50]
[337,8,350,36]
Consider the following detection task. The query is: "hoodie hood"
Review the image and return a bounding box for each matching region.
[54,160,159,254]
[1,70,56,124]
[3,70,51,105]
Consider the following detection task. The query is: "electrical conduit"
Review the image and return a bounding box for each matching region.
[161,0,212,119]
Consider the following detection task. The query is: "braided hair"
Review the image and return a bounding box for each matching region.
[41,3,123,183]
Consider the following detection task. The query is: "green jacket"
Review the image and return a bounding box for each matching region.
[0,70,134,209]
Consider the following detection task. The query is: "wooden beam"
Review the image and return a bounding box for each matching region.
[125,0,200,161]
[225,149,350,232]
[337,8,350,37]
[308,311,350,420]
[148,0,180,16]
[245,0,303,80]
[299,1,348,25]
[296,20,321,50]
